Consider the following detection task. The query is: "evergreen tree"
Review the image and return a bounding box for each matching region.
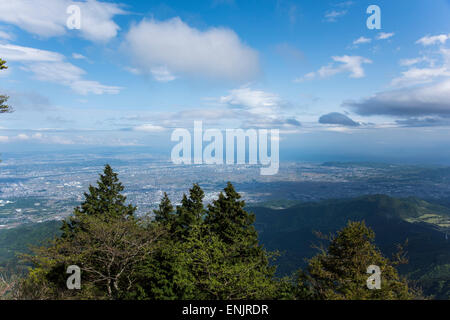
[0,58,12,113]
[61,164,136,237]
[296,221,418,300]
[204,182,276,289]
[131,236,194,300]
[153,192,174,224]
[205,182,258,248]
[133,185,206,299]
[176,224,277,299]
[134,183,279,300]
[134,193,182,300]
[0,95,10,114]
[20,165,162,299]
[173,183,205,239]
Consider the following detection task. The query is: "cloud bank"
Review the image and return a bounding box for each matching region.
[0,0,125,42]
[0,44,121,94]
[299,55,372,81]
[124,17,260,82]
[345,79,450,117]
[319,112,360,127]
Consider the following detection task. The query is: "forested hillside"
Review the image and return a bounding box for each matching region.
[0,165,442,299]
[250,196,450,298]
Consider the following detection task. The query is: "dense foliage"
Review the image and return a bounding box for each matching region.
[250,196,450,299]
[0,58,11,114]
[296,221,417,299]
[1,165,418,300]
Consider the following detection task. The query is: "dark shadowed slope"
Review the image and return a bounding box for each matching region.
[251,195,450,299]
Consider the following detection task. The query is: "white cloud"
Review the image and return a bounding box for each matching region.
[133,124,166,133]
[0,30,12,40]
[324,10,347,22]
[124,67,141,75]
[16,133,29,141]
[416,34,450,46]
[0,44,63,62]
[377,32,395,40]
[391,67,450,87]
[0,44,121,95]
[219,87,281,116]
[0,133,46,143]
[124,17,260,82]
[332,56,372,78]
[399,57,429,67]
[441,48,450,69]
[72,53,86,60]
[353,37,371,45]
[346,79,450,117]
[392,47,450,87]
[335,1,354,7]
[217,86,301,129]
[0,0,125,42]
[70,80,121,95]
[177,108,235,120]
[23,61,84,83]
[0,131,143,146]
[150,66,177,82]
[298,55,372,81]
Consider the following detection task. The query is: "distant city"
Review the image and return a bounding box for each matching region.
[1,150,450,229]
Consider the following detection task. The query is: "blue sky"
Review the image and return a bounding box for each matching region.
[0,0,450,163]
